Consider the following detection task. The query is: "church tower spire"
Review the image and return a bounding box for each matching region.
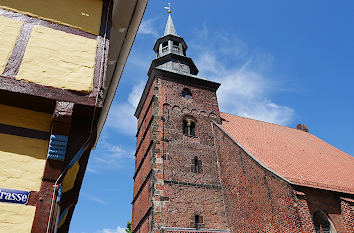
[164,14,177,36]
[151,12,199,75]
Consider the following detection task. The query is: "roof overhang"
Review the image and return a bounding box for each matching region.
[148,53,199,76]
[94,0,148,148]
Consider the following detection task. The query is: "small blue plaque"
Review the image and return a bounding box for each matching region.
[0,188,30,205]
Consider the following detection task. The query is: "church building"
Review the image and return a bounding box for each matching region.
[131,12,354,233]
[0,0,148,232]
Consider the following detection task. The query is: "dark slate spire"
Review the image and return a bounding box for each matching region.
[164,14,177,36]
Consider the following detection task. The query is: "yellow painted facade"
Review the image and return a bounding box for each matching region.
[0,16,22,75]
[0,0,103,35]
[0,203,36,233]
[0,104,50,191]
[62,162,80,193]
[17,25,98,93]
[0,104,51,132]
[0,134,48,191]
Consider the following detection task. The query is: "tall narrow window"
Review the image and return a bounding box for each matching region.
[162,41,169,53]
[195,215,200,229]
[183,116,196,137]
[172,41,180,52]
[312,210,335,233]
[190,214,204,229]
[191,156,203,174]
[194,156,199,173]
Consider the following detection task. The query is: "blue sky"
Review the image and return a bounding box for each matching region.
[70,1,354,232]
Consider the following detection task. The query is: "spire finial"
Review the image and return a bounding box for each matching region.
[164,2,172,14]
[163,4,177,36]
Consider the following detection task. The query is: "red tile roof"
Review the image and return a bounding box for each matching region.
[219,112,354,194]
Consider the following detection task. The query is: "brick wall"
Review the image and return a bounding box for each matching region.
[212,123,354,233]
[340,198,354,232]
[212,124,305,232]
[293,192,316,232]
[297,187,354,233]
[132,79,156,233]
[133,76,166,233]
[159,75,227,230]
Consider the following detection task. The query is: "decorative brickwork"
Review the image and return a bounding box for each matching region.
[132,68,228,233]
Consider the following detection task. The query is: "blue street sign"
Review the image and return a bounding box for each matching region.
[0,188,30,205]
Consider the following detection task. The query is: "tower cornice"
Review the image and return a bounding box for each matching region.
[148,53,198,76]
[134,67,220,118]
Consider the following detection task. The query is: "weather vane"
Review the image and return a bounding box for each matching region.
[164,2,172,14]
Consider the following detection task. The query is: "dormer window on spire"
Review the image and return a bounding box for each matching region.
[172,41,180,52]
[162,41,169,53]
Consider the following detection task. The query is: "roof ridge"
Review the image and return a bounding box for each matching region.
[220,111,297,131]
[220,111,353,157]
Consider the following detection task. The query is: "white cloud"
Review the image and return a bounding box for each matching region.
[96,226,126,233]
[193,30,294,125]
[128,82,145,108]
[138,18,159,37]
[87,132,135,173]
[106,82,145,135]
[81,193,106,205]
[106,103,136,135]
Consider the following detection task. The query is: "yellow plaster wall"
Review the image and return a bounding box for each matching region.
[62,162,80,193]
[17,25,98,93]
[0,134,48,191]
[0,203,36,232]
[0,0,103,35]
[0,104,51,132]
[0,16,22,74]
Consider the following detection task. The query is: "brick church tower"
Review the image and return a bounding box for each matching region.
[132,13,229,233]
[132,9,354,233]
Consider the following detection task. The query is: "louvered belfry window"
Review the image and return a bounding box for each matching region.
[183,116,196,137]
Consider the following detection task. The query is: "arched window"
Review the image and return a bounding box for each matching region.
[312,210,336,233]
[172,41,180,52]
[182,88,192,98]
[191,156,203,174]
[183,116,196,136]
[162,41,168,48]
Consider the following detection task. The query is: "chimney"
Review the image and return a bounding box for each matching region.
[296,124,309,133]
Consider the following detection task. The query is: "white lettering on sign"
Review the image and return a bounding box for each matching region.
[0,188,30,205]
